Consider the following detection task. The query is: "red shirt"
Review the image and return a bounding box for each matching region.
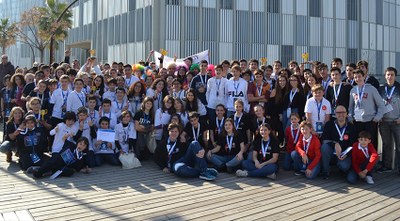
[247,81,270,114]
[351,142,378,174]
[285,125,300,153]
[295,134,321,170]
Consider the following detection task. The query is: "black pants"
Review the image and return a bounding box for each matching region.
[34,154,74,178]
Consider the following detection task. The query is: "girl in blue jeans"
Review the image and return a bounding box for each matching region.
[236,123,279,179]
[207,118,246,172]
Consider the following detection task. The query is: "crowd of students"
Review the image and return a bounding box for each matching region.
[0,51,399,184]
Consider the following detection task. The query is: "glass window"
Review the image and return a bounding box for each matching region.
[309,0,321,17]
[266,0,280,13]
[219,0,233,9]
[347,0,358,21]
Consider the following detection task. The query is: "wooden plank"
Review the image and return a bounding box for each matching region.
[14,210,34,221]
[1,212,18,221]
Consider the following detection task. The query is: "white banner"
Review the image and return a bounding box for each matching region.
[153,50,209,68]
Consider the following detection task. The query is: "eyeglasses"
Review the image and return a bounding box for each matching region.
[335,111,347,114]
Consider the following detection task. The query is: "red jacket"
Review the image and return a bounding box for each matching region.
[295,134,321,170]
[351,142,378,174]
[285,126,300,153]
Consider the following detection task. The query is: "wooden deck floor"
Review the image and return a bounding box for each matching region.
[0,151,399,221]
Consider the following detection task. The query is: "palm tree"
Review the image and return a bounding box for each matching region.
[40,0,74,64]
[0,18,17,54]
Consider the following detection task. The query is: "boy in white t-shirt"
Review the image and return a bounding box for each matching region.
[305,84,331,136]
[49,111,78,154]
[225,65,249,115]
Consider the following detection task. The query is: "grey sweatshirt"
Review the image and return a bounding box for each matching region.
[378,81,400,122]
[348,83,385,122]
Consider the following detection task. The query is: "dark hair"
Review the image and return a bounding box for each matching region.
[357,60,368,69]
[188,111,199,119]
[353,69,365,77]
[99,116,110,125]
[358,130,371,139]
[330,67,342,74]
[123,64,132,69]
[162,95,175,114]
[221,60,230,66]
[385,67,397,76]
[102,98,112,105]
[221,118,237,137]
[200,60,208,65]
[168,121,182,133]
[64,111,76,122]
[127,81,146,99]
[87,94,97,102]
[185,88,198,112]
[67,68,77,76]
[346,63,357,69]
[92,75,105,96]
[74,78,84,84]
[77,106,88,115]
[249,59,259,66]
[76,137,89,152]
[10,73,26,88]
[332,57,343,65]
[108,78,117,85]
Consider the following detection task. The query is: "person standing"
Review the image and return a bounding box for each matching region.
[0,55,15,89]
[377,67,400,173]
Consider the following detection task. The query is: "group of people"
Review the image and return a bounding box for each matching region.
[0,51,398,184]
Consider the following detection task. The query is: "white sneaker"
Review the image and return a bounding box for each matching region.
[267,172,277,180]
[236,169,248,177]
[365,176,374,184]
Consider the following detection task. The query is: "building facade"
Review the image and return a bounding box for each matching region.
[2,0,400,81]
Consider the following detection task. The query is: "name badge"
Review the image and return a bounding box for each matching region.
[30,153,41,164]
[384,104,394,113]
[316,122,324,133]
[354,108,364,121]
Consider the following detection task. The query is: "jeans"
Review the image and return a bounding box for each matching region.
[321,143,352,174]
[95,153,121,166]
[291,151,321,179]
[347,161,373,184]
[173,141,208,178]
[379,121,400,170]
[0,140,16,153]
[242,159,278,177]
[209,154,242,171]
[282,152,294,171]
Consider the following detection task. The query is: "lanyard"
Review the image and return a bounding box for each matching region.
[216,117,224,133]
[200,74,208,85]
[166,138,177,156]
[234,80,240,94]
[289,89,297,106]
[34,112,41,121]
[322,77,330,92]
[216,79,221,92]
[157,92,162,108]
[234,113,242,130]
[291,125,300,144]
[257,117,265,126]
[261,139,270,159]
[385,86,396,102]
[256,82,263,96]
[350,79,355,85]
[173,90,183,98]
[226,135,234,152]
[122,123,131,142]
[356,85,365,107]
[74,148,83,160]
[62,90,69,105]
[125,77,132,86]
[334,122,347,141]
[303,136,312,154]
[315,99,323,121]
[358,144,369,159]
[76,91,85,106]
[89,110,96,121]
[192,124,200,141]
[38,93,44,106]
[116,100,124,110]
[333,82,342,103]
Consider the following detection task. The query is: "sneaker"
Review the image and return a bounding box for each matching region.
[377,166,392,173]
[206,168,219,177]
[6,151,12,163]
[267,172,277,180]
[294,171,303,176]
[365,176,374,184]
[235,169,248,177]
[199,171,216,181]
[26,166,40,174]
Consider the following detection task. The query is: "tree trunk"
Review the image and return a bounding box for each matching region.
[40,49,44,63]
[49,36,54,64]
